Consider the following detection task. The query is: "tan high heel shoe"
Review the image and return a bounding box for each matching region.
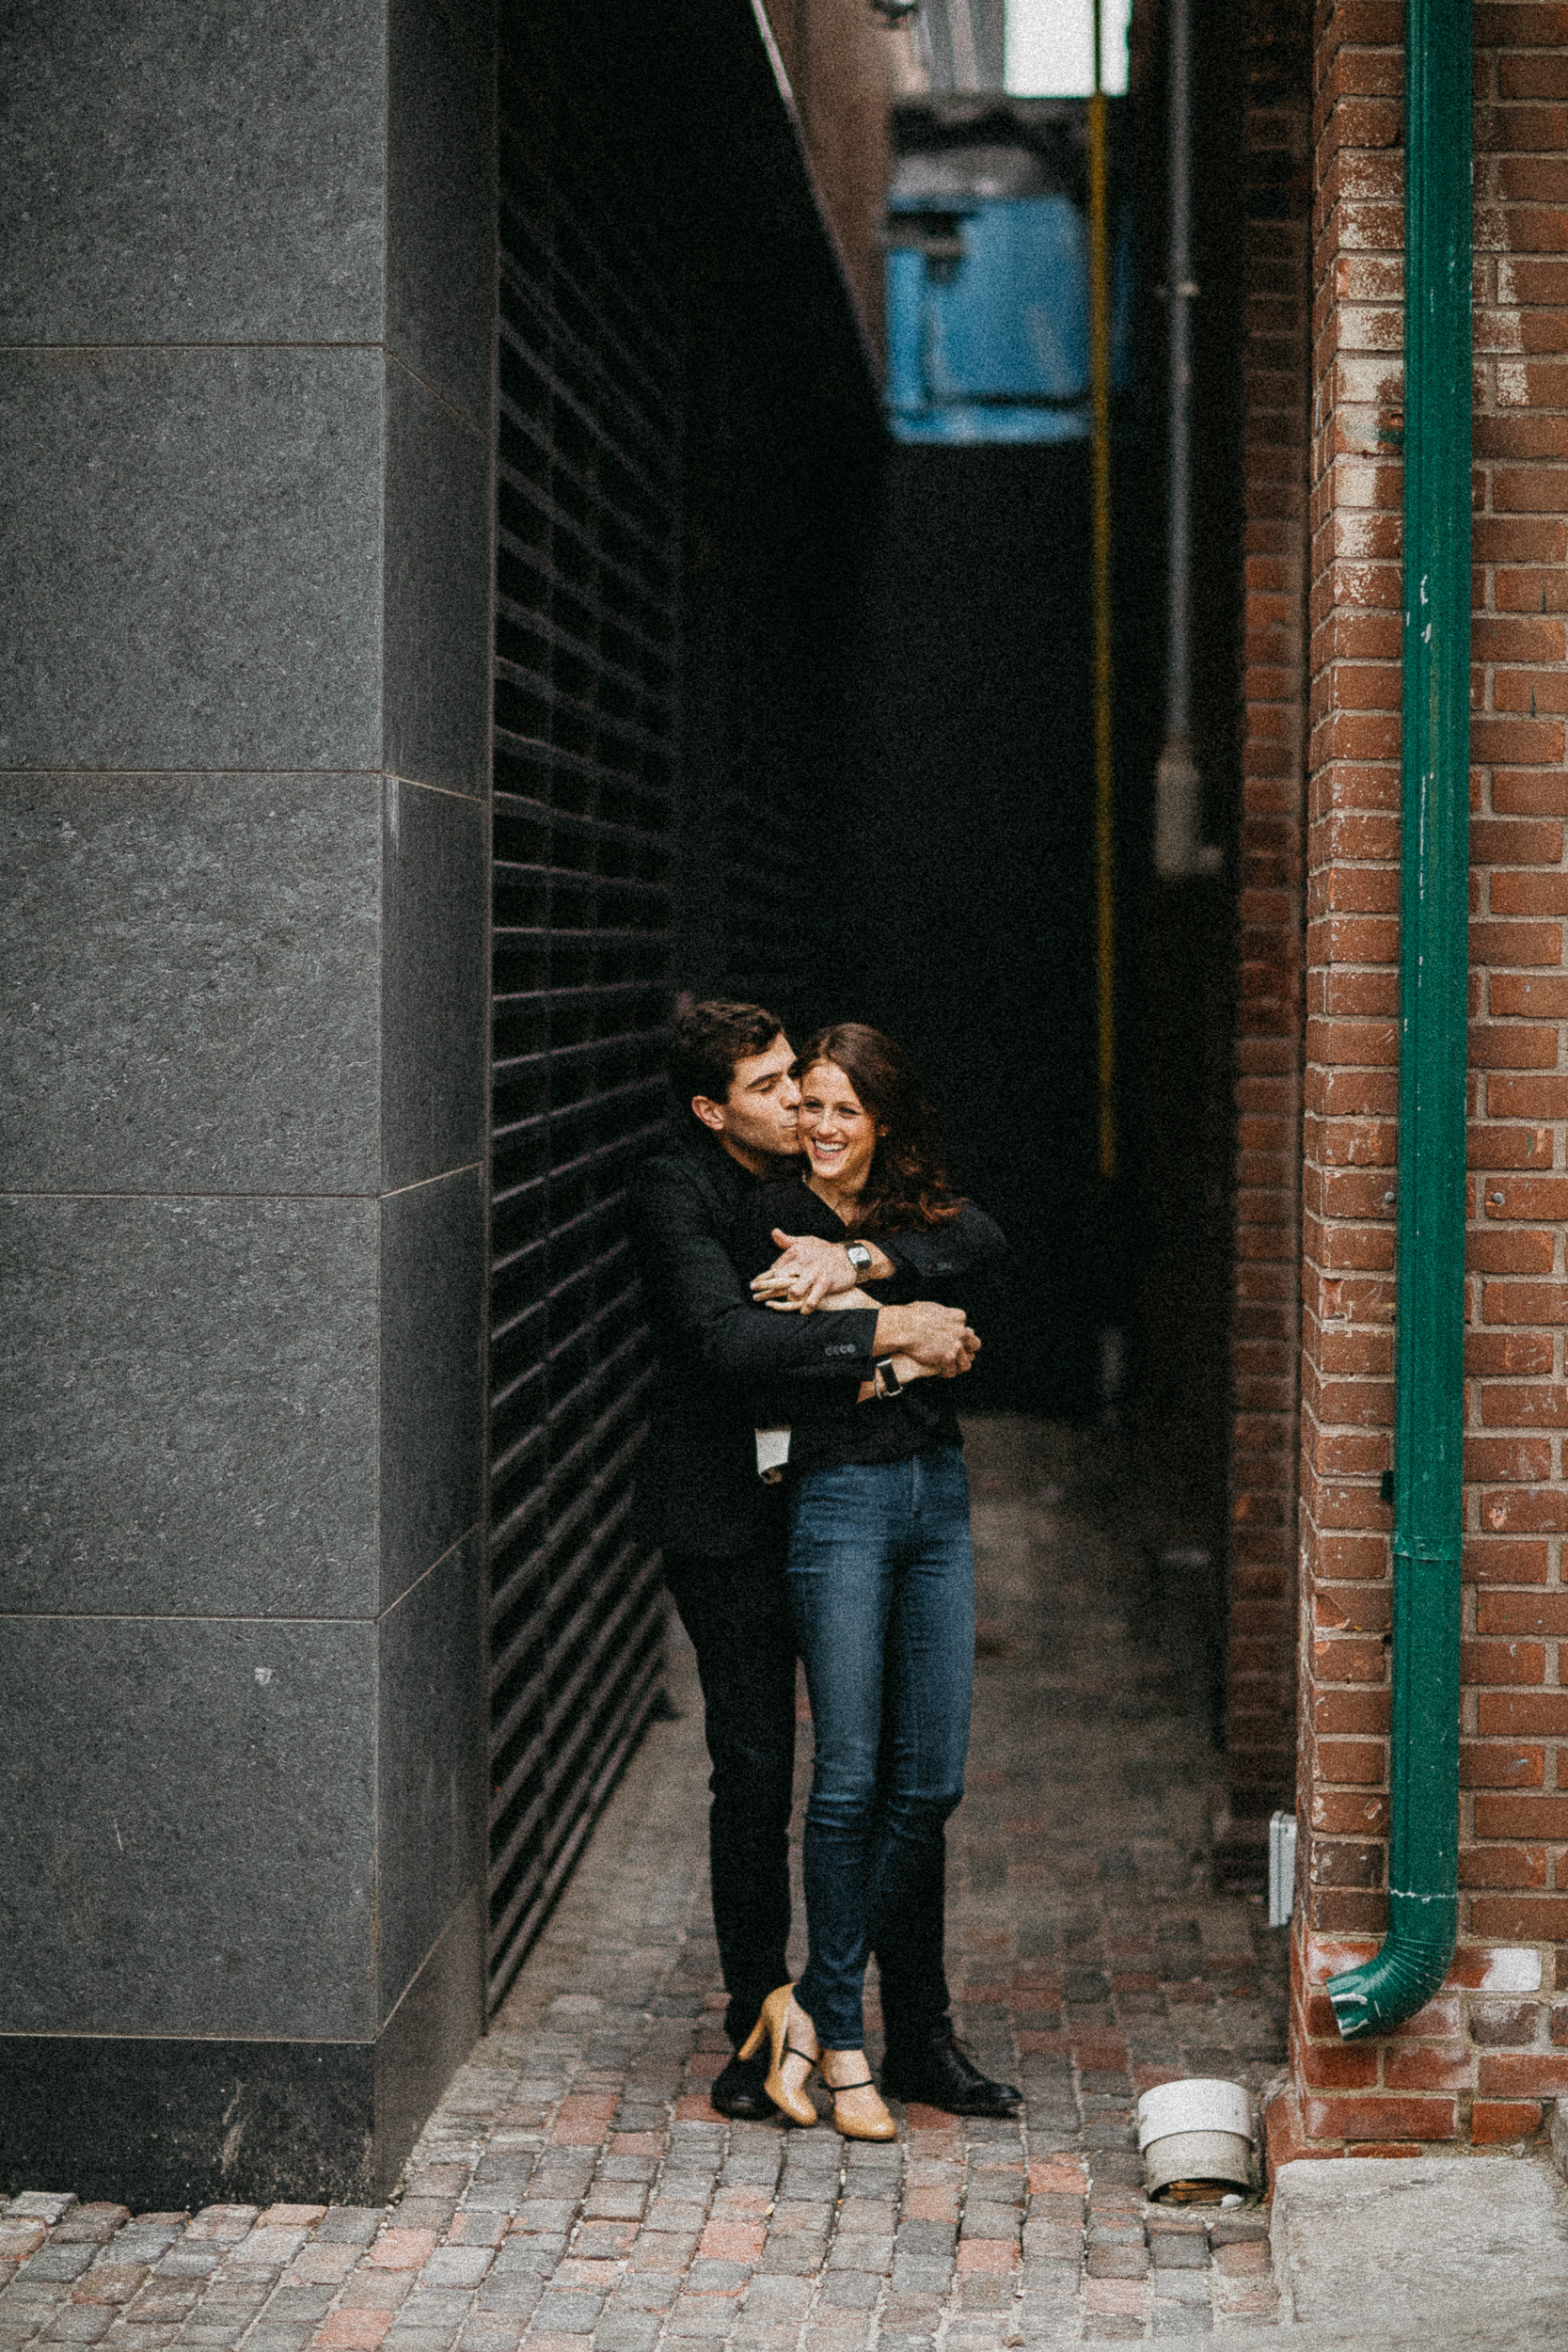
[737,1983,819,2125]
[820,2057,897,2141]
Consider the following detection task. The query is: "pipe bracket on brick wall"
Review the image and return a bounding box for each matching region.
[1326,0,1472,2046]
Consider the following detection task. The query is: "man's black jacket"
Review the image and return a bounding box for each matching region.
[627,1125,1007,1556]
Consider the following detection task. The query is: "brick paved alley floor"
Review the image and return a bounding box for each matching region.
[0,1420,1290,2349]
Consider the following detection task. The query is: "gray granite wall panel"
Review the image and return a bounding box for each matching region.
[0,348,384,772]
[374,1537,483,2021]
[372,1886,483,2194]
[381,777,487,1192]
[0,0,387,347]
[387,0,495,428]
[383,361,490,797]
[379,1169,484,1609]
[0,1197,380,1620]
[1,0,497,2180]
[0,774,381,1196]
[0,1613,376,2041]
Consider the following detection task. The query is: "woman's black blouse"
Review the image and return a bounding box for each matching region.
[732,1176,980,1478]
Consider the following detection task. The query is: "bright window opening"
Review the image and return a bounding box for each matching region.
[1005,0,1132,97]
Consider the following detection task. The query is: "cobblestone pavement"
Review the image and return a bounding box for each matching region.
[2,1421,1289,2348]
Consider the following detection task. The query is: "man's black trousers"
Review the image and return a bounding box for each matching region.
[663,1528,953,2053]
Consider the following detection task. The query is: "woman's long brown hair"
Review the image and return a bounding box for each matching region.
[793,1023,963,1235]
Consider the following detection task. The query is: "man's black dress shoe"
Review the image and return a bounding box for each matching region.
[709,2047,778,2122]
[880,2023,1023,2118]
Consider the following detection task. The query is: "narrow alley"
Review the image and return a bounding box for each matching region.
[0,1424,1290,2349]
[17,1,1568,2336]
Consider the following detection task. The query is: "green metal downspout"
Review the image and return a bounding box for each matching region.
[1327,0,1473,2042]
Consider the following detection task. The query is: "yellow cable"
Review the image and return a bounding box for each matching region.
[1088,51,1116,1183]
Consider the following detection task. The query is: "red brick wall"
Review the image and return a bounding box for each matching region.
[1279,0,1568,2159]
[1227,0,1314,1846]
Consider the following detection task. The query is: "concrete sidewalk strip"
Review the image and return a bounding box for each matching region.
[0,1423,1349,2343]
[1271,2156,1568,2338]
[1199,2307,1567,2352]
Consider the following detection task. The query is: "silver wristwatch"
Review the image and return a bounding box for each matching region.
[846,1242,874,1276]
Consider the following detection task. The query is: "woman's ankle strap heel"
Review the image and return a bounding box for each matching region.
[738,1984,818,2126]
[824,2072,897,2141]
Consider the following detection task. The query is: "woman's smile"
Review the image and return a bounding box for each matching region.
[798,1060,882,1202]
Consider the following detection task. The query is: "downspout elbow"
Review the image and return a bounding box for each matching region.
[1326,1897,1458,2042]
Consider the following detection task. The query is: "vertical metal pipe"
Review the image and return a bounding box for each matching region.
[1327,0,1473,2043]
[1152,0,1217,881]
[947,0,978,92]
[1089,0,1117,1181]
[1164,0,1191,749]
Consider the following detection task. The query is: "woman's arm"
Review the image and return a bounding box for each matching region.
[752,1200,1008,1311]
[629,1156,881,1385]
[877,1200,1008,1284]
[751,1231,898,1309]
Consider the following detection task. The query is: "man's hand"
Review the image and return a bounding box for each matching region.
[751,1229,894,1312]
[874,1300,980,1377]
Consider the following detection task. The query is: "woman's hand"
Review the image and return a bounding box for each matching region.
[751,1229,894,1311]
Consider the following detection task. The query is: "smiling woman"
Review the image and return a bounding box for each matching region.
[798,1059,880,1197]
[728,1021,1013,2137]
[793,1022,966,1237]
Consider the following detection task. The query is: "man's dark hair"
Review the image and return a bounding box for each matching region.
[669,1000,784,1124]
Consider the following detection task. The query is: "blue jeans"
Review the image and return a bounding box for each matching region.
[786,1445,974,2050]
[665,1530,954,2051]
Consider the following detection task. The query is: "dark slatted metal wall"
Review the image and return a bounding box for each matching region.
[713,504,823,1013]
[676,374,865,1026]
[485,33,683,2006]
